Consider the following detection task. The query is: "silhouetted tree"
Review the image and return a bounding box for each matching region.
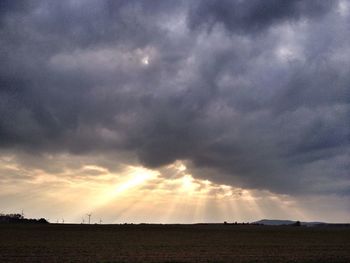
[0,213,48,224]
[293,221,301,227]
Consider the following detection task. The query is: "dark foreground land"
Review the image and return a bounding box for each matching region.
[1,224,350,263]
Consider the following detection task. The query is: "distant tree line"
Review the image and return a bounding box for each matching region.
[0,213,49,224]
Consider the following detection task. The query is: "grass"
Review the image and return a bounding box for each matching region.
[0,224,350,262]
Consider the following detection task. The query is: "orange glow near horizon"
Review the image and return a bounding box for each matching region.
[0,156,314,224]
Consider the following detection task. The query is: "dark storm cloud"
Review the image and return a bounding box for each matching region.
[0,0,349,195]
[188,0,335,34]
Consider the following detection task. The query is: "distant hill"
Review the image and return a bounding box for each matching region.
[254,219,325,226]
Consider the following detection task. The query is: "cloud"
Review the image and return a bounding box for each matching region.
[188,0,335,34]
[0,0,349,196]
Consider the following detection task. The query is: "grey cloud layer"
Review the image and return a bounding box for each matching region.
[188,0,335,33]
[0,0,349,195]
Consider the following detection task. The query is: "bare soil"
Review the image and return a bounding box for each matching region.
[0,224,349,262]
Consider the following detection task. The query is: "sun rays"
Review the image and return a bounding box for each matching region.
[108,166,159,198]
[86,161,298,224]
[0,155,310,224]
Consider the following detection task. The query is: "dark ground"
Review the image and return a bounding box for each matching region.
[0,224,350,262]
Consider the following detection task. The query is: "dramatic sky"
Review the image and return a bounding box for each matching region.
[0,0,349,223]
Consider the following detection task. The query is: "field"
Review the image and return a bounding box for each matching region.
[0,224,350,262]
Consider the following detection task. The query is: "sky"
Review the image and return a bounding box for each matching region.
[0,0,349,224]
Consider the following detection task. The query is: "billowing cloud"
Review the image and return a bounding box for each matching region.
[0,0,349,201]
[188,0,335,34]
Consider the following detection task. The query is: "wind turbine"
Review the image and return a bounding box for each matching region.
[86,213,92,224]
[99,218,102,224]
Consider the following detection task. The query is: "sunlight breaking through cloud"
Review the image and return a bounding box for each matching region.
[1,155,347,224]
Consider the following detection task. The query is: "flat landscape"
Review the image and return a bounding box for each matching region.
[0,224,350,262]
